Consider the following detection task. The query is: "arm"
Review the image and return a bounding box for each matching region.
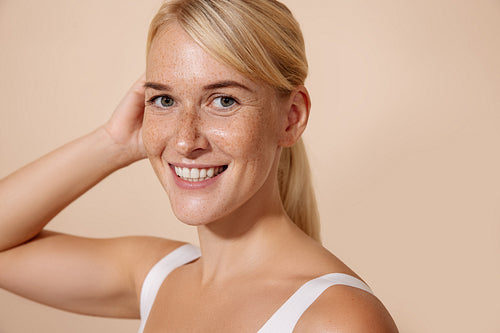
[0,127,131,251]
[0,75,181,318]
[0,75,146,252]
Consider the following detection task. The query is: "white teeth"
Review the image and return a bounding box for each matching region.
[173,165,225,182]
[190,168,200,178]
[207,168,214,177]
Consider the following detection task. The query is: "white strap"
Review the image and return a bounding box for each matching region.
[257,273,373,333]
[138,243,201,333]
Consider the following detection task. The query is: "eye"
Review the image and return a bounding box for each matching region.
[151,95,175,108]
[213,96,236,108]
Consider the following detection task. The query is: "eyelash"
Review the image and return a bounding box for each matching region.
[147,95,175,108]
[146,94,239,111]
[211,95,238,109]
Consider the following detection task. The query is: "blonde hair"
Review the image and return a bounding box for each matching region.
[147,0,321,242]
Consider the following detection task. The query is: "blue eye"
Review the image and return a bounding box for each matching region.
[214,96,236,108]
[153,96,174,108]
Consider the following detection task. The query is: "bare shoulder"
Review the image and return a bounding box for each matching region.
[268,232,398,331]
[294,284,398,333]
[111,235,189,289]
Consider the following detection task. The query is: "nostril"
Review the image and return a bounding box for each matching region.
[173,121,209,156]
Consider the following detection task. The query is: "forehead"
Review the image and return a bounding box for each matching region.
[146,23,254,88]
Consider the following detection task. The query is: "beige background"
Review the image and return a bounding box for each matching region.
[1,0,499,332]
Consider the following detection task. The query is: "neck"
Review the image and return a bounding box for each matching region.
[194,180,302,286]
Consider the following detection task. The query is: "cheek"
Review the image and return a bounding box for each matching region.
[142,114,170,157]
[210,112,278,161]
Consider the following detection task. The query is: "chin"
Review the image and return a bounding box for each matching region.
[170,201,230,227]
[174,213,210,226]
[166,182,267,228]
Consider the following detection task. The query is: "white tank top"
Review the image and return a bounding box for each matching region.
[138,244,373,333]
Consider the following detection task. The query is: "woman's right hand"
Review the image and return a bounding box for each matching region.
[102,74,148,166]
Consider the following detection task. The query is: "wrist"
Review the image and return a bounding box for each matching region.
[92,126,144,170]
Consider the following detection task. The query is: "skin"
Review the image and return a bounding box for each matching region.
[143,23,308,283]
[141,24,398,331]
[144,24,285,228]
[0,22,398,333]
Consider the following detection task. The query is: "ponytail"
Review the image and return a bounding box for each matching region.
[278,138,321,243]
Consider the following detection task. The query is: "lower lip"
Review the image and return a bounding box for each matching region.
[170,165,225,189]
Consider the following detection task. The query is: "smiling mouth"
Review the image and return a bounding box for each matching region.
[173,165,228,182]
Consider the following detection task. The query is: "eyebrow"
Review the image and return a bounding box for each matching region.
[203,80,254,93]
[143,82,172,91]
[143,80,254,93]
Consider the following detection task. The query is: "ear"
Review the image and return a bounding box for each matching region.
[278,85,311,147]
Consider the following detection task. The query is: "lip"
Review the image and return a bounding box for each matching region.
[169,162,226,169]
[169,163,227,189]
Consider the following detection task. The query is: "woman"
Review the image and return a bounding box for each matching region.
[0,0,398,331]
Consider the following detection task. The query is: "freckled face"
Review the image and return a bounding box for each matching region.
[143,24,287,225]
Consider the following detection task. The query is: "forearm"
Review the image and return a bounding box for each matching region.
[0,127,133,251]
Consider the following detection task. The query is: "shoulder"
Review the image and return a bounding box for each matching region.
[106,235,189,294]
[294,283,399,333]
[44,233,189,290]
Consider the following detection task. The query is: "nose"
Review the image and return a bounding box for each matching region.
[173,106,209,157]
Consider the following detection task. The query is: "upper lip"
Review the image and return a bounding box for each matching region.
[168,162,228,169]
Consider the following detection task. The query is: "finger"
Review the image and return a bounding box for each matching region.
[116,74,147,119]
[131,73,146,95]
[129,73,147,107]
